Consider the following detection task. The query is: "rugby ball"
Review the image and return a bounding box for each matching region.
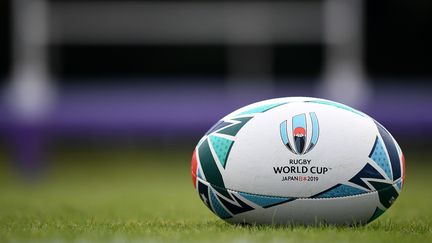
[191,97,405,225]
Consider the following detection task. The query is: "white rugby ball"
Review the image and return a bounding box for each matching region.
[191,97,405,225]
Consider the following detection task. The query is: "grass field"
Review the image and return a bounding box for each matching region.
[0,147,431,242]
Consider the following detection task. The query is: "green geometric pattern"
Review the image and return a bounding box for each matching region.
[209,135,234,168]
[368,207,386,223]
[217,117,252,136]
[369,181,399,208]
[198,139,231,198]
[198,101,288,199]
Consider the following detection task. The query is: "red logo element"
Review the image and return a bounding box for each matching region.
[401,153,406,185]
[191,149,198,188]
[293,127,306,137]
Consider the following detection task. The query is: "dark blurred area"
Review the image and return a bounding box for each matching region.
[1,1,431,81]
[0,0,431,172]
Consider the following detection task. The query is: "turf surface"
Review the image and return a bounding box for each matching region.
[0,148,431,242]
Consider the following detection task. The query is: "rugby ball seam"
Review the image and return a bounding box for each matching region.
[198,177,401,200]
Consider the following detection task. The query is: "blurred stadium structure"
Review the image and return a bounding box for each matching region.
[0,0,431,170]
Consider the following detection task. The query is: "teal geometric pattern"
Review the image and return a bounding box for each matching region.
[209,189,231,219]
[238,102,287,115]
[314,184,368,198]
[396,180,403,190]
[197,166,204,180]
[209,135,234,168]
[370,137,393,180]
[217,117,253,136]
[238,192,294,208]
[307,100,364,117]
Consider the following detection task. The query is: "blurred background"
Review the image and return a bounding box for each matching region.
[0,0,431,204]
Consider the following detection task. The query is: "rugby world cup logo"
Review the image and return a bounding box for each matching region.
[279,112,319,155]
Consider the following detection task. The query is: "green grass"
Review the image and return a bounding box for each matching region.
[0,147,431,242]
